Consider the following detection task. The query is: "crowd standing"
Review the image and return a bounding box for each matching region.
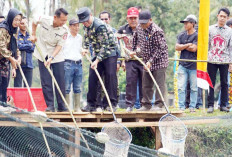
[0,6,232,114]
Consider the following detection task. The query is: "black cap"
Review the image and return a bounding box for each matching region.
[139,10,151,24]
[226,18,232,27]
[0,13,5,18]
[180,14,197,24]
[77,7,91,23]
[69,18,79,25]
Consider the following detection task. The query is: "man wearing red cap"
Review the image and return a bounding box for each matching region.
[117,7,143,112]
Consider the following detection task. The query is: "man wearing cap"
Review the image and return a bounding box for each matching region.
[30,8,68,112]
[175,14,198,112]
[77,7,118,112]
[207,8,232,113]
[117,7,143,112]
[132,10,169,111]
[62,18,83,112]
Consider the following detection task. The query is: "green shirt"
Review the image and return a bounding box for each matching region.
[83,17,116,61]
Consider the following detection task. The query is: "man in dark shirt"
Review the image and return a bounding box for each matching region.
[14,17,35,87]
[118,7,144,112]
[132,10,169,111]
[78,7,118,112]
[175,14,198,112]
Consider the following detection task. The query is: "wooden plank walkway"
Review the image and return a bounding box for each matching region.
[0,111,221,150]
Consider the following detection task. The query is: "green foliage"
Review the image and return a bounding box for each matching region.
[185,122,232,156]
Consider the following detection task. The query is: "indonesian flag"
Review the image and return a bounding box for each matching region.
[197,0,213,90]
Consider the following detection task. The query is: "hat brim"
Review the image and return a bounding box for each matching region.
[127,15,138,18]
[78,15,90,23]
[139,19,149,24]
[180,20,188,23]
[69,21,79,25]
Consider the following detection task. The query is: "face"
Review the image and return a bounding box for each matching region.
[12,15,22,28]
[82,15,93,27]
[69,23,79,35]
[54,13,68,27]
[19,18,27,31]
[100,13,110,24]
[217,11,229,26]
[229,25,232,28]
[184,21,194,31]
[127,16,138,29]
[140,19,152,30]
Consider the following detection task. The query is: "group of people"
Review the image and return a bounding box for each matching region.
[176,7,232,113]
[0,6,232,114]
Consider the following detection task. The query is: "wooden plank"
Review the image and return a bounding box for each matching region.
[154,126,162,150]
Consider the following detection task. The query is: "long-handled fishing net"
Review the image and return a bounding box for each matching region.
[84,53,132,157]
[26,27,92,155]
[121,39,188,157]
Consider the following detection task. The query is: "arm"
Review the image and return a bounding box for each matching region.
[175,43,191,51]
[44,45,62,67]
[30,21,38,43]
[186,43,197,52]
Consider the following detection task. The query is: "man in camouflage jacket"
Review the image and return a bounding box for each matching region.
[77,7,118,112]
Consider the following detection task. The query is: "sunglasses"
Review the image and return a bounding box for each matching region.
[101,18,109,21]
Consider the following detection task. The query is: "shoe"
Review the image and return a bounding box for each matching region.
[96,107,103,112]
[81,104,96,112]
[150,106,163,111]
[126,107,133,112]
[137,105,151,111]
[189,108,196,113]
[106,106,117,112]
[57,109,68,112]
[207,107,214,113]
[45,107,55,112]
[220,106,229,112]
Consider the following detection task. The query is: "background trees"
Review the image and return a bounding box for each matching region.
[3,0,232,99]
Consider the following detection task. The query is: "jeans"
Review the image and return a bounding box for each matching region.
[64,61,82,94]
[177,65,197,109]
[207,63,229,108]
[14,67,33,87]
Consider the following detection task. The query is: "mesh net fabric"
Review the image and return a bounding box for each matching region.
[159,114,188,157]
[0,101,170,157]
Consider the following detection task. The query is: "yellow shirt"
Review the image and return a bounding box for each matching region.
[33,16,68,63]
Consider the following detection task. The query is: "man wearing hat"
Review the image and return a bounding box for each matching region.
[132,9,169,111]
[77,7,118,112]
[63,18,83,112]
[31,8,68,112]
[117,7,143,112]
[175,14,198,112]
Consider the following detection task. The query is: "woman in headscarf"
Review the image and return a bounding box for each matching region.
[0,8,22,103]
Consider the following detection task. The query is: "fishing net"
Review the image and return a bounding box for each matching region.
[0,101,172,157]
[159,114,188,157]
[101,121,132,157]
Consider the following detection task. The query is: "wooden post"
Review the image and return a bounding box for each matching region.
[75,131,81,157]
[151,126,162,150]
[203,89,206,113]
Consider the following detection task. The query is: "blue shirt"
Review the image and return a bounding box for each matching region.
[18,31,35,68]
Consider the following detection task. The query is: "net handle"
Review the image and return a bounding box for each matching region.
[17,62,52,156]
[120,40,170,113]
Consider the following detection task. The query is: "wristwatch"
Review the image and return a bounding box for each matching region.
[49,56,54,60]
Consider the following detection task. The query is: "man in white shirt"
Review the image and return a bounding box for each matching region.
[63,18,83,112]
[31,8,68,112]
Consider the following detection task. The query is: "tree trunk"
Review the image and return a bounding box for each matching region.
[24,0,31,26]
